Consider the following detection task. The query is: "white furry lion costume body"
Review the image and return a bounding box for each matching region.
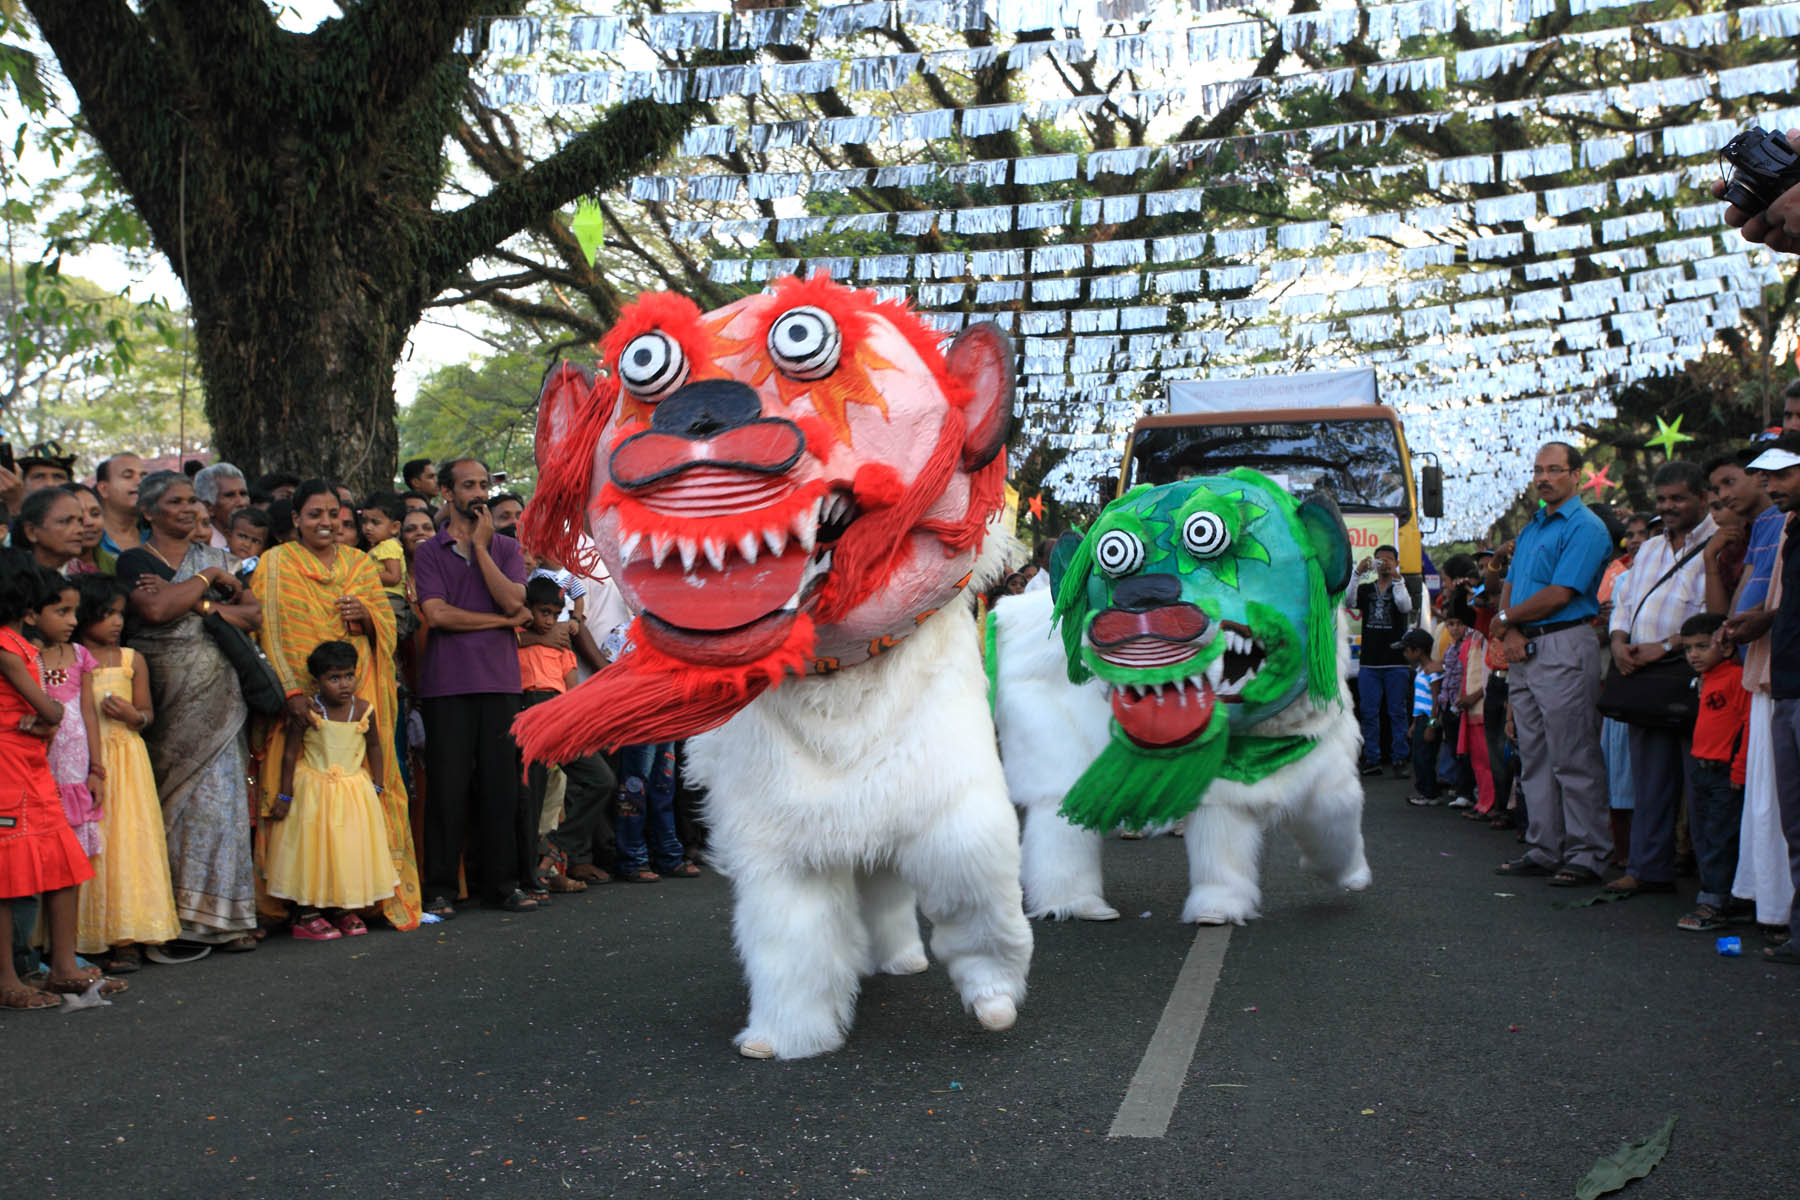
[990,472,1371,925]
[516,277,1031,1059]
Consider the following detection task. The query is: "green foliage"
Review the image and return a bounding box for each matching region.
[398,323,546,494]
[0,270,205,468]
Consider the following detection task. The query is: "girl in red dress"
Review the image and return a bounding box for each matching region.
[0,555,124,1010]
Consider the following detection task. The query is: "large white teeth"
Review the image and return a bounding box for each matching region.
[1204,657,1225,688]
[764,525,788,557]
[737,532,761,564]
[1217,677,1244,697]
[618,531,643,562]
[702,537,727,572]
[677,537,700,573]
[650,531,676,568]
[792,503,820,553]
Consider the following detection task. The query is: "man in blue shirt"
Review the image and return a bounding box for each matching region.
[1492,441,1616,887]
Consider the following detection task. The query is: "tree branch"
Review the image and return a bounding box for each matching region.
[21,0,190,261]
[424,85,714,295]
[311,0,510,123]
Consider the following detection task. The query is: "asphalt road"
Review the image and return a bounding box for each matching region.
[9,774,1798,1199]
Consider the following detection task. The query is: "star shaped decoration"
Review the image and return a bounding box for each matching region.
[1646,415,1693,457]
[1582,463,1615,496]
[1027,494,1045,522]
[570,198,606,265]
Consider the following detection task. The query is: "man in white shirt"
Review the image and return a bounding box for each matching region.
[1606,460,1716,894]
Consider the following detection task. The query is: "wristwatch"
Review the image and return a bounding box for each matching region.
[1496,608,1510,629]
[198,598,215,616]
[1660,636,1674,653]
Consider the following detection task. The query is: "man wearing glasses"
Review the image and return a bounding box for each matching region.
[1491,441,1616,887]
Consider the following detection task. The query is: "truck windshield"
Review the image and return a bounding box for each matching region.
[1128,418,1409,515]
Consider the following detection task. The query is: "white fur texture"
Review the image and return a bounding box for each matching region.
[685,537,1033,1060]
[992,587,1370,925]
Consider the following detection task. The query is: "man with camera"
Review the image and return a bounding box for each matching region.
[1718,126,1800,255]
[1349,544,1413,776]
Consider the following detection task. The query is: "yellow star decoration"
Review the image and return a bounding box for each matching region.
[1646,415,1693,457]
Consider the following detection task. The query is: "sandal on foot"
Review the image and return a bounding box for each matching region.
[331,913,368,937]
[102,946,143,974]
[544,872,588,893]
[424,895,457,920]
[622,868,661,883]
[0,984,60,1011]
[658,861,702,878]
[1761,943,1800,966]
[1677,905,1727,933]
[1495,855,1555,877]
[43,972,129,997]
[292,915,342,941]
[1547,866,1602,888]
[219,934,258,952]
[567,864,611,885]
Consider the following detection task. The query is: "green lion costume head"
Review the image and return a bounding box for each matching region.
[1047,469,1354,831]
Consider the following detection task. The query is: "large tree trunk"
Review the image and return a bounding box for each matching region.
[192,273,407,495]
[26,0,720,498]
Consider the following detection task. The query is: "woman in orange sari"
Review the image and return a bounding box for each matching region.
[250,480,421,931]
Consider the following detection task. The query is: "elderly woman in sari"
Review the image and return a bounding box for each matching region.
[114,471,263,952]
[11,486,86,575]
[250,479,421,930]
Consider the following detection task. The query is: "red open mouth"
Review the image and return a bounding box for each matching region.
[613,475,858,667]
[1090,604,1219,747]
[1109,677,1218,748]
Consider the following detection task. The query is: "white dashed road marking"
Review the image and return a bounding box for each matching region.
[1108,925,1233,1138]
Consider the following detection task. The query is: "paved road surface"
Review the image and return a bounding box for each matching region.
[10,774,1797,1198]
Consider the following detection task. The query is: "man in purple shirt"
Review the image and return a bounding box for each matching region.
[413,457,535,915]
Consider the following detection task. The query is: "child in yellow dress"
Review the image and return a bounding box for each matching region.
[266,640,397,940]
[73,576,180,973]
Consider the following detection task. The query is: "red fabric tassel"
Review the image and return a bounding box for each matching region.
[512,614,816,763]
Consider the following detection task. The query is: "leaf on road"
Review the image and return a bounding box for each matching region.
[1574,1115,1677,1200]
[1551,891,1633,910]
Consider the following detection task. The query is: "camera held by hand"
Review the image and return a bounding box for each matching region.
[1720,126,1800,216]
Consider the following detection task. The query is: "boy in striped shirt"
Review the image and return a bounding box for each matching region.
[1398,629,1444,806]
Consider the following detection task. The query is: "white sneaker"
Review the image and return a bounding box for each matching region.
[1447,795,1474,809]
[1406,794,1444,807]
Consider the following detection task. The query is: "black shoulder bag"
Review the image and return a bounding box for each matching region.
[1595,536,1710,730]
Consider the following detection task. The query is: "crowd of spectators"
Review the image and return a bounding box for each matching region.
[6,388,1800,1005]
[0,445,702,1008]
[1364,387,1800,967]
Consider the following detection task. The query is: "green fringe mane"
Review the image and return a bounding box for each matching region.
[1059,714,1229,832]
[1051,532,1098,684]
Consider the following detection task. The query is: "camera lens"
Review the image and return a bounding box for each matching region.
[1723,174,1772,213]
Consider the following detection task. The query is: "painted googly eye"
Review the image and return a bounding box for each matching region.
[1095,529,1145,578]
[1182,511,1231,558]
[617,331,688,400]
[767,306,841,380]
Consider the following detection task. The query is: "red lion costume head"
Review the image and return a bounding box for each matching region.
[515,275,1013,761]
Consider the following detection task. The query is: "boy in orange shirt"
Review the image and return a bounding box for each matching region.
[1678,612,1750,932]
[516,575,615,894]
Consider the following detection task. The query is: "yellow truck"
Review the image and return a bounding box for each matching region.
[1115,367,1443,665]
